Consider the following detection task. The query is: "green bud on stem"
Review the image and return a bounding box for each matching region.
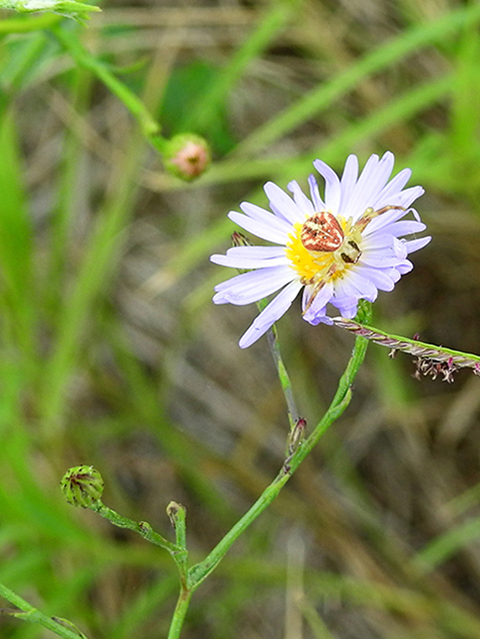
[60,465,104,508]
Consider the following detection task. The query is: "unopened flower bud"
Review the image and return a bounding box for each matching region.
[166,501,186,527]
[61,465,104,508]
[164,134,211,181]
[288,417,306,455]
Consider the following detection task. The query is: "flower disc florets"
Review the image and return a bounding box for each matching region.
[211,152,431,348]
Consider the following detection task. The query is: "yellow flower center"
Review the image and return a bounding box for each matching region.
[285,215,361,284]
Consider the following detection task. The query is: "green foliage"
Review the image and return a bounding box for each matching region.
[0,0,100,22]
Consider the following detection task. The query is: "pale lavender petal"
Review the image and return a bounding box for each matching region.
[355,265,396,291]
[374,184,424,213]
[239,202,293,234]
[302,280,334,324]
[405,236,432,253]
[332,276,363,302]
[341,154,359,189]
[408,206,421,222]
[336,270,378,301]
[238,280,303,348]
[392,237,408,258]
[400,186,424,212]
[391,186,424,210]
[330,287,360,317]
[213,265,294,305]
[313,159,341,212]
[338,154,359,213]
[264,181,303,224]
[333,298,359,318]
[362,233,401,251]
[301,286,309,308]
[359,252,406,268]
[228,211,289,244]
[382,220,426,237]
[300,285,332,326]
[395,260,413,275]
[374,151,396,182]
[301,286,331,325]
[211,251,289,269]
[308,174,325,211]
[362,207,413,236]
[344,153,383,218]
[215,246,286,260]
[307,311,332,326]
[374,167,412,202]
[287,180,315,219]
[352,152,403,220]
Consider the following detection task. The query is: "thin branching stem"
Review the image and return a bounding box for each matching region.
[185,316,370,594]
[333,317,480,373]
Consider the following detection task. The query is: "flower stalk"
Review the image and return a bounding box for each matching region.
[50,27,211,180]
[266,322,299,430]
[184,385,353,590]
[233,230,300,429]
[184,304,372,602]
[61,467,180,556]
[165,306,371,638]
[62,305,371,639]
[51,25,160,139]
[90,501,180,555]
[0,582,85,639]
[333,317,480,374]
[166,502,189,584]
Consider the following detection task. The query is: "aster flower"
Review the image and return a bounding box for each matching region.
[211,152,430,348]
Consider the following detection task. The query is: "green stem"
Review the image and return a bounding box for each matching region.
[51,25,161,139]
[167,502,187,551]
[79,309,370,639]
[187,326,369,590]
[167,587,193,640]
[292,334,368,467]
[91,500,179,555]
[0,13,61,32]
[166,502,189,582]
[0,582,84,639]
[267,324,298,430]
[251,285,298,430]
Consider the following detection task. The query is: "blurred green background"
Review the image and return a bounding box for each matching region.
[1,0,480,637]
